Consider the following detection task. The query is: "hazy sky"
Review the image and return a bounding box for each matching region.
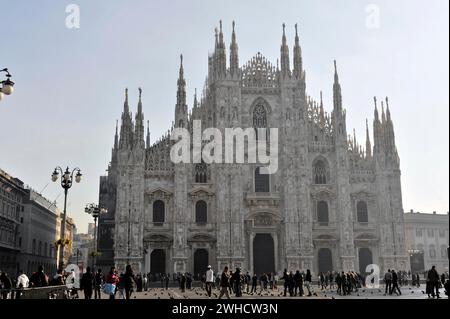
[0,0,448,233]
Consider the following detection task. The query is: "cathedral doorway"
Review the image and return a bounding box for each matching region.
[358,248,373,274]
[194,249,209,279]
[253,234,275,275]
[150,249,166,274]
[318,248,333,273]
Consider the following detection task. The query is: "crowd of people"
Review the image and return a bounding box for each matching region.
[0,264,448,299]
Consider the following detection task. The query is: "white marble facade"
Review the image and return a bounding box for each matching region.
[99,22,409,276]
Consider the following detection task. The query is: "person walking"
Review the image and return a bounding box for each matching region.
[105,266,119,299]
[205,266,214,298]
[251,273,258,294]
[80,267,95,300]
[94,269,103,299]
[281,269,289,297]
[304,269,313,297]
[428,266,440,298]
[390,269,401,296]
[218,267,231,299]
[123,264,136,300]
[384,269,392,295]
[233,268,242,297]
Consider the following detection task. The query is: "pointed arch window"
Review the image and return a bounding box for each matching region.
[313,159,328,184]
[195,162,208,183]
[153,200,165,225]
[253,104,268,140]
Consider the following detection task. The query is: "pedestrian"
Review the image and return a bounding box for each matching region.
[30,265,49,288]
[281,269,289,297]
[294,270,303,296]
[143,273,148,291]
[165,273,170,290]
[218,267,230,299]
[233,268,242,297]
[123,264,136,300]
[287,272,295,296]
[180,273,186,293]
[251,273,258,294]
[0,272,12,299]
[105,266,119,299]
[384,269,392,295]
[94,269,103,299]
[427,266,440,298]
[80,267,95,300]
[304,269,313,297]
[390,269,401,296]
[205,265,214,298]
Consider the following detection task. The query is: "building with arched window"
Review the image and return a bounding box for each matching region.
[98,22,410,276]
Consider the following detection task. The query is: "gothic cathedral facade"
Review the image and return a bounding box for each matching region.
[97,22,409,276]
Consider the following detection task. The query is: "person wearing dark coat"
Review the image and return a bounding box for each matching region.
[123,265,136,300]
[390,269,401,296]
[294,270,303,296]
[427,266,440,298]
[80,267,95,299]
[233,268,242,297]
[281,269,289,297]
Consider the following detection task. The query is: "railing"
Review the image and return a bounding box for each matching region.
[313,221,337,229]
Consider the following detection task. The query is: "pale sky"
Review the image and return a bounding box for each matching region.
[0,0,448,233]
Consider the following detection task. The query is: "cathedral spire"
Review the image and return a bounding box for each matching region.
[114,119,119,149]
[134,87,145,149]
[333,60,342,111]
[293,23,303,79]
[175,54,188,127]
[319,91,325,125]
[385,96,391,122]
[229,21,239,76]
[119,88,133,149]
[146,120,151,149]
[280,23,290,77]
[373,96,379,121]
[213,20,227,78]
[366,119,372,158]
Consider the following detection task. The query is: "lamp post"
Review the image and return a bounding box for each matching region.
[51,166,82,270]
[85,203,107,268]
[0,68,15,102]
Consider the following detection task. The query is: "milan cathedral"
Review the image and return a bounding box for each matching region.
[97,21,409,276]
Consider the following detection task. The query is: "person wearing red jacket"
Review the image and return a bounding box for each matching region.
[105,267,119,299]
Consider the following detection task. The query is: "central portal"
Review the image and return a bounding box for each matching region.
[253,234,275,275]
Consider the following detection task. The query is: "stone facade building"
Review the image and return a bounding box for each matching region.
[20,189,60,276]
[404,210,449,273]
[98,22,409,276]
[0,169,26,276]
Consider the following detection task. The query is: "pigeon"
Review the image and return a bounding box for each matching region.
[331,296,335,299]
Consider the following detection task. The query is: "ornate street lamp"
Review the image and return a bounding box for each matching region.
[0,68,15,102]
[51,166,82,270]
[85,203,107,268]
